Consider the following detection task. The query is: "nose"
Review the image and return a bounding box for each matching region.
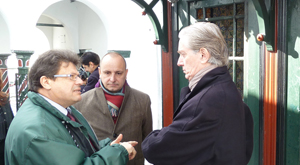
[177,56,183,66]
[110,74,116,82]
[75,76,83,85]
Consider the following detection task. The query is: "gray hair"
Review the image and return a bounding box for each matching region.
[178,22,229,66]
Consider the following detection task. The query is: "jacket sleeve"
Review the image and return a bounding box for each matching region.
[17,137,128,165]
[141,115,220,165]
[98,137,113,149]
[141,91,221,165]
[81,75,98,94]
[142,95,153,140]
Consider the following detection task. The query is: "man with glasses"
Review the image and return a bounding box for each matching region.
[5,49,137,165]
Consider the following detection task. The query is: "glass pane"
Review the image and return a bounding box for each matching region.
[236,61,244,95]
[197,8,203,19]
[195,2,245,97]
[227,60,244,96]
[213,20,234,57]
[206,8,212,18]
[228,60,233,79]
[206,4,233,18]
[236,19,244,57]
[236,3,244,15]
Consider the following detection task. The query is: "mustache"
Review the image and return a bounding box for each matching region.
[108,82,118,85]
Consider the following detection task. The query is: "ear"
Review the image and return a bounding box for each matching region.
[199,48,211,63]
[98,67,101,75]
[89,61,94,67]
[125,69,128,79]
[40,76,52,90]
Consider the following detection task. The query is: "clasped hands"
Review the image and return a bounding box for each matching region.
[111,134,138,160]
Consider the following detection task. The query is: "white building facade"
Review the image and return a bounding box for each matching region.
[0,0,163,137]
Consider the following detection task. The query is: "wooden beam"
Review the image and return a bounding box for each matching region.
[162,2,173,127]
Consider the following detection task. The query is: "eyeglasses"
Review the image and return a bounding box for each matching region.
[53,74,80,81]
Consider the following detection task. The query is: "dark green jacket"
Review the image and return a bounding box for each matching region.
[5,91,128,165]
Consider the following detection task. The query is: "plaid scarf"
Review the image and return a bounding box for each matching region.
[100,80,125,124]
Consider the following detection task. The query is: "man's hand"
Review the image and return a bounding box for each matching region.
[111,134,138,160]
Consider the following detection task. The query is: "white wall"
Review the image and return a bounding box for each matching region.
[42,0,79,52]
[76,2,107,56]
[75,0,163,130]
[0,0,163,133]
[37,1,108,57]
[37,15,54,49]
[1,1,163,164]
[0,12,10,53]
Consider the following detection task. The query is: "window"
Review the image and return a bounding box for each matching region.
[196,3,245,96]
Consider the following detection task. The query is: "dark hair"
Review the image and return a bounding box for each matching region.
[81,52,100,66]
[28,49,80,92]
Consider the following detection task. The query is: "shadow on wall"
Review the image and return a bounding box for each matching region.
[287,0,300,59]
[244,93,260,165]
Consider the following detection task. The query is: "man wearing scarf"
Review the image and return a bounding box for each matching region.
[142,22,253,165]
[74,52,153,165]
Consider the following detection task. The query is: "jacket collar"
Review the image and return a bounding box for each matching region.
[174,66,231,117]
[28,91,100,149]
[28,91,81,127]
[191,66,230,95]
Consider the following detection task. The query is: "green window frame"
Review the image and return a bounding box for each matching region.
[189,0,246,96]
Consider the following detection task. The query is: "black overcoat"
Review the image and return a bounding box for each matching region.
[142,66,253,165]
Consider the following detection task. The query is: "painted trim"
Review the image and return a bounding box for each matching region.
[276,0,287,164]
[253,0,276,52]
[131,0,169,52]
[263,49,278,165]
[108,50,131,58]
[162,2,174,127]
[172,2,180,109]
[262,1,278,164]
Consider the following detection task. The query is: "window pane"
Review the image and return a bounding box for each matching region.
[236,3,244,15]
[236,61,244,95]
[213,20,234,57]
[206,4,233,18]
[195,2,245,97]
[228,60,233,78]
[197,8,203,19]
[227,60,244,96]
[236,18,244,57]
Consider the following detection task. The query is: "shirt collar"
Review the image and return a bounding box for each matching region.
[38,94,69,116]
